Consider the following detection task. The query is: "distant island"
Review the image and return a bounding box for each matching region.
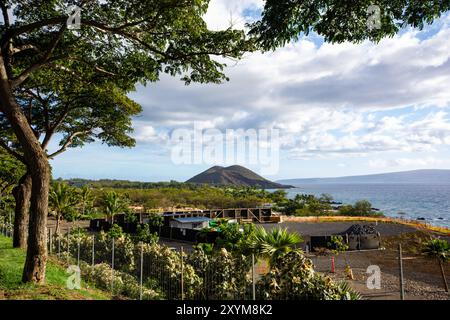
[186,165,293,189]
[277,169,450,185]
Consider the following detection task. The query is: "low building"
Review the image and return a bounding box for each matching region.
[169,217,211,230]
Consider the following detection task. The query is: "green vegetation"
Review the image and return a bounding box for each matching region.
[422,238,449,292]
[0,0,254,284]
[49,182,80,234]
[328,236,349,255]
[252,227,303,266]
[276,193,383,217]
[135,224,159,244]
[249,0,450,49]
[258,249,361,300]
[102,191,129,223]
[0,235,110,300]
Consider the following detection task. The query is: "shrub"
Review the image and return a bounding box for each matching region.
[80,262,162,300]
[108,224,124,239]
[257,249,360,300]
[327,235,349,254]
[187,247,252,300]
[135,224,159,244]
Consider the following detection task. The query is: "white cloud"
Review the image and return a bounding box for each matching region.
[129,2,450,162]
[369,157,449,169]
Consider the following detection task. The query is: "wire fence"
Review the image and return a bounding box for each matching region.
[45,227,261,300]
[2,219,445,300]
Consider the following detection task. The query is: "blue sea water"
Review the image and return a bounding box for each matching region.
[284,184,450,228]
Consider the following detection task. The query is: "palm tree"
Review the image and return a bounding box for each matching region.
[252,227,303,266]
[103,191,126,223]
[78,185,95,217]
[422,238,449,292]
[49,182,79,234]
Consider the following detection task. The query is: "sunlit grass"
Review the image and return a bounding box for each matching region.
[0,235,111,300]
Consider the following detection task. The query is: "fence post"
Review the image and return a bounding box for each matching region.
[66,229,70,263]
[77,235,81,267]
[140,242,143,300]
[49,228,52,255]
[181,246,184,300]
[252,254,256,301]
[398,243,405,300]
[58,235,61,258]
[9,210,12,238]
[111,237,115,293]
[92,235,95,266]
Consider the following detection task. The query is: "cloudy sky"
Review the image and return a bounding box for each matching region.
[50,0,450,181]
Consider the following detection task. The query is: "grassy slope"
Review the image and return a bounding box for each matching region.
[0,235,111,300]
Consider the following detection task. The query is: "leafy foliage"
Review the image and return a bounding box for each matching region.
[257,249,360,300]
[102,191,128,222]
[327,235,349,254]
[135,223,159,244]
[251,227,302,266]
[49,182,80,232]
[422,238,450,262]
[249,0,450,50]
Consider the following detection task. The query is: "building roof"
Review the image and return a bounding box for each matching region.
[172,217,211,223]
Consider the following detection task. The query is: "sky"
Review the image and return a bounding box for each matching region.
[50,0,450,182]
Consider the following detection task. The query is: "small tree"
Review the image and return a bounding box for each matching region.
[353,200,373,216]
[252,227,303,266]
[103,191,127,224]
[78,186,95,218]
[49,182,79,234]
[422,238,450,292]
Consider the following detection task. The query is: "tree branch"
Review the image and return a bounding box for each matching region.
[0,139,26,164]
[47,131,87,159]
[10,25,67,88]
[0,1,10,27]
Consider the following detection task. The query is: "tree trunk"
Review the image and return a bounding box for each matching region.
[12,172,32,248]
[22,159,50,284]
[55,213,60,235]
[0,55,50,284]
[439,259,449,292]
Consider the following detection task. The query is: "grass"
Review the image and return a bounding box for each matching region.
[283,215,450,236]
[0,235,111,300]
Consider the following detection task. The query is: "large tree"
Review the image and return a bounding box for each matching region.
[0,0,253,283]
[0,70,142,249]
[0,145,24,208]
[249,0,450,49]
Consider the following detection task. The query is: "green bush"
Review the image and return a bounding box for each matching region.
[257,250,360,300]
[108,224,124,239]
[135,224,159,244]
[80,262,162,300]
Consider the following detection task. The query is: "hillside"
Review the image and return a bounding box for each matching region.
[278,169,450,185]
[186,165,292,189]
[0,236,110,300]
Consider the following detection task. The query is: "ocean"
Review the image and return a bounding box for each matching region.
[284,184,450,228]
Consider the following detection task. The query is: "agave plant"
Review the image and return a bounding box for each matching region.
[422,238,450,292]
[252,227,303,266]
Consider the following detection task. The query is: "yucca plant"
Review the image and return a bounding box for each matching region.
[422,238,449,292]
[252,227,303,266]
